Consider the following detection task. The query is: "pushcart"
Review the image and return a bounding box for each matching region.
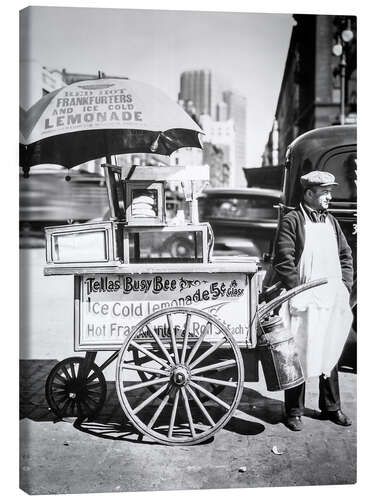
[43,163,320,445]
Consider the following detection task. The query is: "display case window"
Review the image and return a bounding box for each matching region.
[124,181,165,225]
[131,189,159,217]
[52,230,108,263]
[128,230,204,262]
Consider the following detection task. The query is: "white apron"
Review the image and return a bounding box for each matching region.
[280,206,353,377]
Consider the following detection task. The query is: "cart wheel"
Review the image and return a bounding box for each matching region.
[45,357,107,419]
[116,307,244,445]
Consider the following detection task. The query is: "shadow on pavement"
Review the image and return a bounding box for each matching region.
[20,359,306,442]
[241,387,319,424]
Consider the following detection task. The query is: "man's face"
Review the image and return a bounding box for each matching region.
[305,186,333,210]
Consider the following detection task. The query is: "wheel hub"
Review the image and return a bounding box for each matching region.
[172,365,189,386]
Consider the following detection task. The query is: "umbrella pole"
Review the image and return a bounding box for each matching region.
[103,155,120,219]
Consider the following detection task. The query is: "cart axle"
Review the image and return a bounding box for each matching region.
[172,366,190,386]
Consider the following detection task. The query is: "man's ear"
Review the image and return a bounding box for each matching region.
[304,188,311,201]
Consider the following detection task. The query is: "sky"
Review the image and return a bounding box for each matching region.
[20,6,294,171]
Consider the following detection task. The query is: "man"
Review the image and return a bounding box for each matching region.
[273,171,353,431]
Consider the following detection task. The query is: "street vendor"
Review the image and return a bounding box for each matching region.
[273,171,353,432]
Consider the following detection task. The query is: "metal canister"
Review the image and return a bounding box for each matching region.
[257,315,305,392]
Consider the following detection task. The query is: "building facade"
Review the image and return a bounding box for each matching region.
[222,90,247,185]
[178,69,220,117]
[200,115,235,186]
[263,14,357,165]
[179,69,247,186]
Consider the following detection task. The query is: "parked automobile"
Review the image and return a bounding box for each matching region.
[198,187,283,260]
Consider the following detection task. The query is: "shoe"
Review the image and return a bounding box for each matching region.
[320,409,352,427]
[284,415,303,431]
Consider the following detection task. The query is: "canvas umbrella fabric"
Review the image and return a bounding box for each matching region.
[20,78,203,171]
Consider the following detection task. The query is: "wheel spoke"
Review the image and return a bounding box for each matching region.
[185,321,211,365]
[122,364,168,376]
[191,359,237,375]
[147,393,170,429]
[189,381,230,410]
[77,400,85,417]
[146,325,175,365]
[181,387,196,438]
[70,399,78,415]
[80,397,93,414]
[191,375,238,388]
[186,385,215,426]
[51,383,67,391]
[61,365,72,381]
[69,361,77,380]
[123,376,170,393]
[129,340,171,369]
[86,372,98,383]
[85,392,101,405]
[51,380,66,388]
[180,313,192,365]
[54,392,69,404]
[188,338,227,369]
[133,384,169,415]
[54,372,69,384]
[52,390,67,398]
[167,313,179,363]
[60,397,72,415]
[86,381,102,390]
[168,389,180,438]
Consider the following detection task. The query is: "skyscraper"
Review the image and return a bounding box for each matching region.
[179,69,217,117]
[223,91,247,185]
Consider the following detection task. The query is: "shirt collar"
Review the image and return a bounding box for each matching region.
[301,203,328,222]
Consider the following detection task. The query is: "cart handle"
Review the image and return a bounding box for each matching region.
[257,278,328,320]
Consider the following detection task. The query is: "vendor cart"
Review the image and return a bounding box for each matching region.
[43,162,324,446]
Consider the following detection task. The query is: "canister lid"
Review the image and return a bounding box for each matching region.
[258,315,283,334]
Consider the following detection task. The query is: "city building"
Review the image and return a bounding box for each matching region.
[178,69,222,117]
[203,143,231,187]
[222,90,247,185]
[178,69,247,186]
[263,14,357,165]
[200,115,235,185]
[20,59,64,110]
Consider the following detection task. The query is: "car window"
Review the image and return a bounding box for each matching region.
[199,196,278,220]
[323,152,357,202]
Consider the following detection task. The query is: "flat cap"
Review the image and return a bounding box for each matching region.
[300,171,338,190]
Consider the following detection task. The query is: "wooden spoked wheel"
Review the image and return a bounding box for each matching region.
[45,357,107,419]
[116,307,244,445]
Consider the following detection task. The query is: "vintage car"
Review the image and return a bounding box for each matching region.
[279,124,357,370]
[198,187,283,260]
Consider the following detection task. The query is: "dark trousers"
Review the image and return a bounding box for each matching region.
[284,364,341,417]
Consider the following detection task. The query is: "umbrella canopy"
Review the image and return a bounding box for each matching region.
[20,78,203,169]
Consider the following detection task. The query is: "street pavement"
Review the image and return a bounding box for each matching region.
[19,249,357,495]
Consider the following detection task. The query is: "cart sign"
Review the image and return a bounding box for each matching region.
[76,273,253,349]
